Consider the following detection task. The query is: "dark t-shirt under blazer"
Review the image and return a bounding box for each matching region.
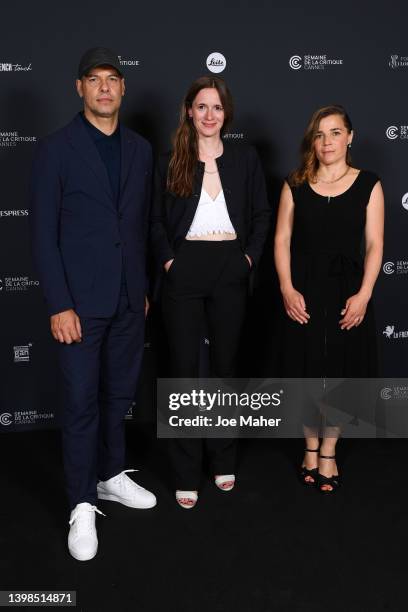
[80,112,121,207]
[151,143,271,269]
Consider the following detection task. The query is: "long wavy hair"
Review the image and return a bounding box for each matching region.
[288,105,353,187]
[167,76,234,197]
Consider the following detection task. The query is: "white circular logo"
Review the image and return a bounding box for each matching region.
[289,55,302,70]
[381,388,392,400]
[206,52,226,73]
[386,125,399,139]
[383,261,395,274]
[0,413,12,426]
[402,193,408,210]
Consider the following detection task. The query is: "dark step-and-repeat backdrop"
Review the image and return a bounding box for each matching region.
[0,2,407,431]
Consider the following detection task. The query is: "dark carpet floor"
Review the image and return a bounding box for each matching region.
[1,429,407,612]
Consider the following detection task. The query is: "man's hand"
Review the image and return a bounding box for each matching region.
[50,309,82,344]
[145,295,150,319]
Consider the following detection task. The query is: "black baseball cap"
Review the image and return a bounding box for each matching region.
[77,47,123,79]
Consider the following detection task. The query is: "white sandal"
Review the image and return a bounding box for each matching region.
[175,490,198,509]
[214,474,235,491]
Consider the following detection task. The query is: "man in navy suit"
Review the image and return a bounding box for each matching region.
[30,47,156,561]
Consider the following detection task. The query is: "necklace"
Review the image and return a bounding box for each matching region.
[317,166,350,184]
[200,141,222,175]
[199,141,223,160]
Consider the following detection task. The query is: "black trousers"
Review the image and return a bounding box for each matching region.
[58,293,145,509]
[162,239,249,489]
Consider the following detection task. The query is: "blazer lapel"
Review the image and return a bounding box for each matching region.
[119,128,137,209]
[216,145,235,217]
[66,114,114,207]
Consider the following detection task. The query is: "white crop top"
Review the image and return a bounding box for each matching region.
[186,188,236,237]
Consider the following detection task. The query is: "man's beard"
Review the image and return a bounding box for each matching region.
[90,103,118,119]
[92,109,116,118]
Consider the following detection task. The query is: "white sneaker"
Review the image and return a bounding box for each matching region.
[97,469,157,509]
[68,503,105,561]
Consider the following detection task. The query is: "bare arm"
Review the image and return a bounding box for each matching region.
[360,181,384,299]
[339,181,384,329]
[274,182,309,324]
[274,181,294,293]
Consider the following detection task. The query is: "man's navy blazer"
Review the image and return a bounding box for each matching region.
[30,113,152,317]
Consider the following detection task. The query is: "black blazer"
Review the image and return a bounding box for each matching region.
[30,113,152,317]
[150,143,271,272]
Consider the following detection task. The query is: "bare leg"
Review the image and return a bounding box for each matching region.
[301,426,320,484]
[319,430,339,492]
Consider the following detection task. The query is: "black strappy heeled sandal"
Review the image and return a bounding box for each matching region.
[318,454,340,494]
[300,448,319,486]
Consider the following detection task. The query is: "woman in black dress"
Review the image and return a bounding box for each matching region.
[274,105,384,492]
[151,76,270,507]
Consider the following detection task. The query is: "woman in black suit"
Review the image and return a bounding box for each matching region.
[151,76,270,508]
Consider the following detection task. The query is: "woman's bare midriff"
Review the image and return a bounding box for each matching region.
[186,232,237,241]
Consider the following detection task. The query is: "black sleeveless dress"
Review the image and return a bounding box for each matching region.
[281,170,379,379]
